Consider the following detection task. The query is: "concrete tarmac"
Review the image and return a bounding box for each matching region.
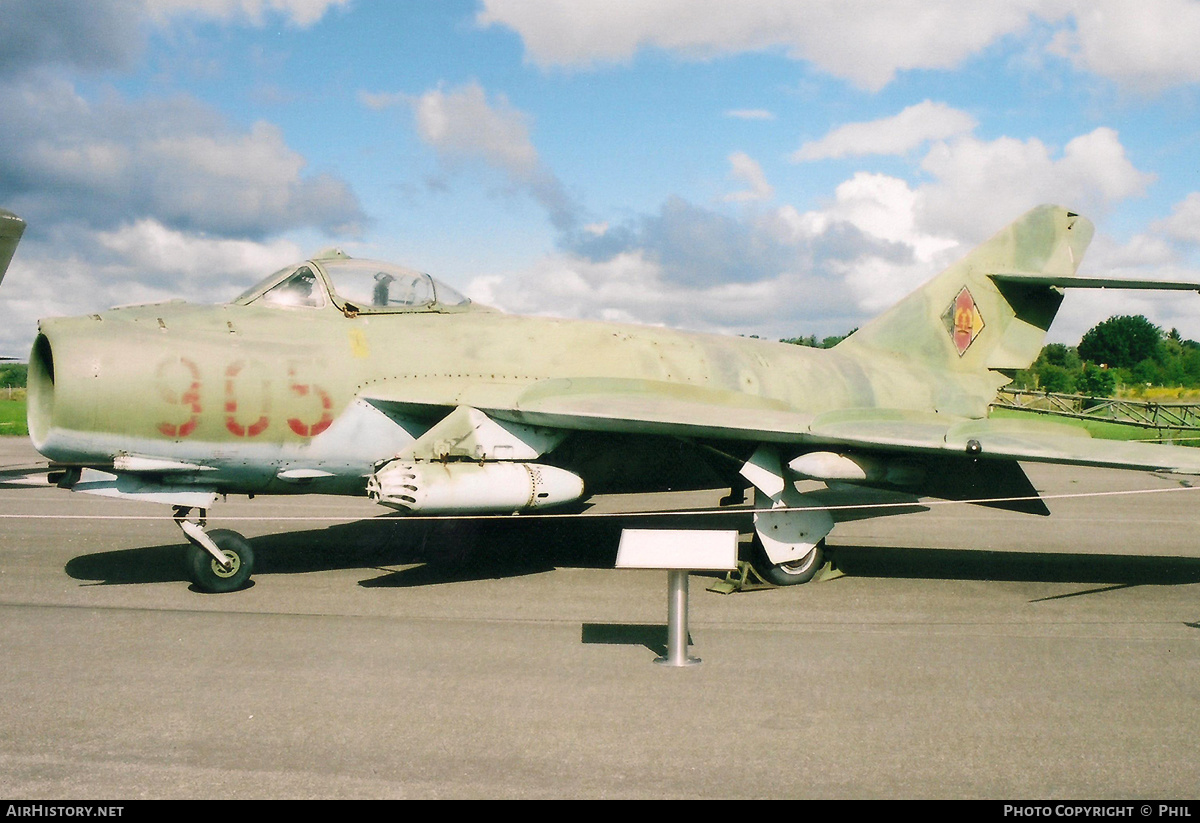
[1,436,1199,799]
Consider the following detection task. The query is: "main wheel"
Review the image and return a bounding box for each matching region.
[185,529,254,593]
[753,538,825,586]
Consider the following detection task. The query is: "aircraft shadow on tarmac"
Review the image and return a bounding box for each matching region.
[63,514,656,588]
[62,511,1200,595]
[0,467,52,486]
[830,544,1200,599]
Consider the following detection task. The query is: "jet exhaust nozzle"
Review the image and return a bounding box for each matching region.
[367,460,585,514]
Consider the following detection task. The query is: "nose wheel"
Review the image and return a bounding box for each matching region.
[174,507,255,592]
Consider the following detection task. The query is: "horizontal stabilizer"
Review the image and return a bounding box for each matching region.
[990,272,1200,291]
[807,408,1200,474]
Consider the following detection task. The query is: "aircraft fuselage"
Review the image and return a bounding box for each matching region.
[27,296,996,496]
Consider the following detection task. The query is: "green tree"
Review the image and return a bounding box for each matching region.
[0,364,26,388]
[1078,315,1162,369]
[1037,364,1075,393]
[781,330,855,349]
[1011,344,1084,391]
[1039,343,1080,369]
[1074,362,1115,397]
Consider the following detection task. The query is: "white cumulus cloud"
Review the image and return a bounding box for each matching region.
[0,77,363,237]
[479,0,1065,91]
[412,82,541,178]
[792,101,978,161]
[1154,193,1200,247]
[474,123,1162,341]
[917,127,1155,240]
[724,152,774,203]
[480,0,1200,94]
[145,0,351,28]
[403,82,581,232]
[96,219,303,289]
[1049,0,1200,93]
[725,109,775,121]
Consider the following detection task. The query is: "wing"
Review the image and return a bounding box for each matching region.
[366,378,1200,475]
[365,376,818,443]
[361,378,1198,519]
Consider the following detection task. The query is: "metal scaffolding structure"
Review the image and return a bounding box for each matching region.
[992,388,1200,431]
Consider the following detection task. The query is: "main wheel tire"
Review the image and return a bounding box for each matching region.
[753,538,825,586]
[185,529,254,593]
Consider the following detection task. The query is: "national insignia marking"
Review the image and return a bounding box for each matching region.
[941,287,985,356]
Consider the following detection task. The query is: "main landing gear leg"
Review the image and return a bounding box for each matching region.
[173,506,255,593]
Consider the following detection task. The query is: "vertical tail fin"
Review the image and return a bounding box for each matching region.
[0,209,25,289]
[837,205,1093,373]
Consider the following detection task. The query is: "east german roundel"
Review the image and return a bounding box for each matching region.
[942,287,985,356]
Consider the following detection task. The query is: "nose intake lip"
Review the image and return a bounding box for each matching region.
[27,333,55,450]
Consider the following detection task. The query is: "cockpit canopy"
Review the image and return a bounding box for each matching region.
[235,256,471,313]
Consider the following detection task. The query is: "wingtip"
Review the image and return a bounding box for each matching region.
[0,208,26,287]
[0,209,25,236]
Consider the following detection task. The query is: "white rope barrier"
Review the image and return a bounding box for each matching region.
[1,482,1197,523]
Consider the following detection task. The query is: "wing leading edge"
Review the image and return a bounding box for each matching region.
[364,376,818,443]
[365,379,1200,475]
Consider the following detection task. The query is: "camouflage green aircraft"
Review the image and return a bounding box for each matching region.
[6,204,1200,592]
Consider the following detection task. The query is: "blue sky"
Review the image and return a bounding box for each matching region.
[3,0,1200,355]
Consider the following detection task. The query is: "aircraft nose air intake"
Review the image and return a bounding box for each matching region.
[26,334,56,450]
[367,460,585,514]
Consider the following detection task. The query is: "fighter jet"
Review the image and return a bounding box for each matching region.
[8,204,1200,592]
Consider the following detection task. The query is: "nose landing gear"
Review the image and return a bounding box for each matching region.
[173,506,254,593]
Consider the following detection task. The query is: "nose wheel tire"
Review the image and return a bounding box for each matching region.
[753,538,825,586]
[185,529,254,593]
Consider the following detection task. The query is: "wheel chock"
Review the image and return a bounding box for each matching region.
[707,557,844,593]
[707,561,772,594]
[812,559,844,582]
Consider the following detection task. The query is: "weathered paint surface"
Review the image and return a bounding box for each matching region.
[24,205,1200,501]
[27,299,980,479]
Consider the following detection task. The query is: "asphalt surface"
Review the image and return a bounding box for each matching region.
[1,436,1199,799]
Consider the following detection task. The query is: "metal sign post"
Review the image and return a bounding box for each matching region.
[660,569,697,666]
[615,529,739,667]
